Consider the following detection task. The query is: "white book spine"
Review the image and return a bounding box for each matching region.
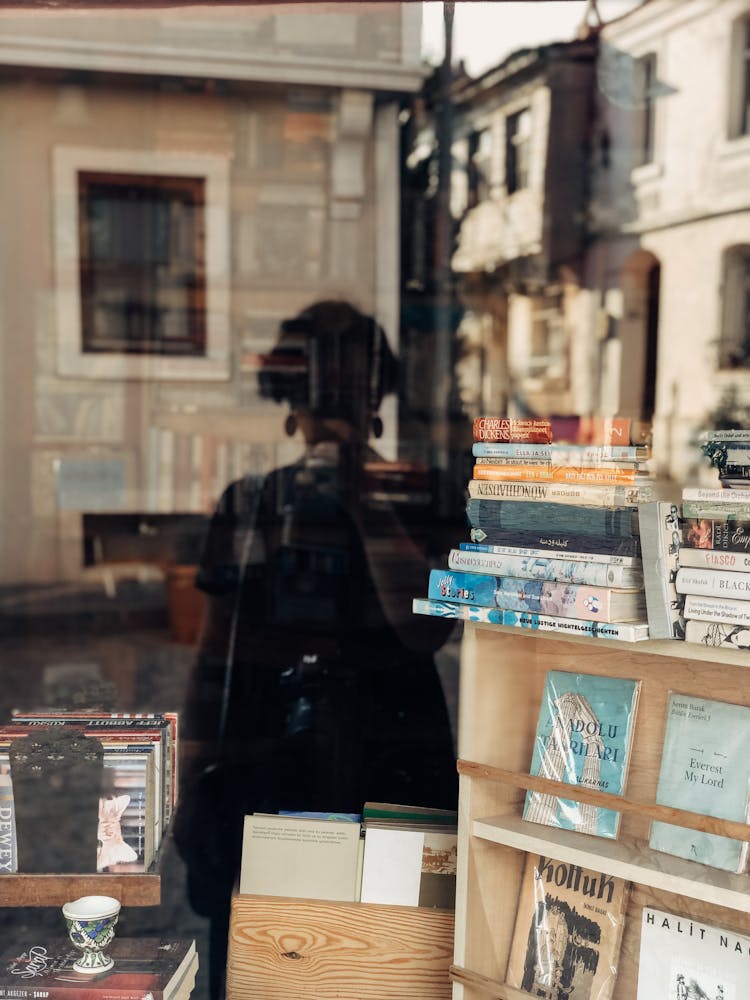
[683,593,750,624]
[684,618,750,647]
[678,547,750,571]
[447,548,642,588]
[676,566,750,599]
[682,487,750,502]
[467,479,652,506]
[459,542,639,567]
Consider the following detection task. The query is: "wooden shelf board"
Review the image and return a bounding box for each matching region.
[473,814,750,912]
[0,871,161,907]
[468,621,750,667]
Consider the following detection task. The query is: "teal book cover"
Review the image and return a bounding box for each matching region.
[523,670,640,839]
[649,693,750,872]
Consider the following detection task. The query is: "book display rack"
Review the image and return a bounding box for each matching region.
[450,624,750,999]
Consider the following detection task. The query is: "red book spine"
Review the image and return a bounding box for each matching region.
[473,418,553,443]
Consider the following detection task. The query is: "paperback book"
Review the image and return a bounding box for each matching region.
[412,598,650,642]
[678,547,750,571]
[638,500,686,640]
[469,527,642,558]
[460,541,641,567]
[637,906,750,1000]
[683,593,750,626]
[505,852,629,1000]
[467,478,654,506]
[649,692,750,872]
[473,463,647,486]
[427,569,646,623]
[473,417,552,443]
[359,820,457,908]
[466,499,639,539]
[682,518,750,552]
[523,670,641,838]
[676,565,750,599]
[447,548,643,589]
[684,619,750,648]
[472,442,650,464]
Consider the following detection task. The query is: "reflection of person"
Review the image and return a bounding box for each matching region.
[176,300,459,1000]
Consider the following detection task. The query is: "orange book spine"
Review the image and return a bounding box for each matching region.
[472,463,643,485]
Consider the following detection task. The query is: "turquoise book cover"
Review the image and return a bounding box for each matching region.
[523,670,640,839]
[649,693,750,872]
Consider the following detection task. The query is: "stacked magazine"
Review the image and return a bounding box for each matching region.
[678,428,750,646]
[413,415,658,642]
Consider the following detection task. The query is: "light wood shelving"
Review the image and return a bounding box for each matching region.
[451,623,750,999]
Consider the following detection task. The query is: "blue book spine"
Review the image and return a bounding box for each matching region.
[468,527,642,557]
[523,670,640,838]
[466,499,638,538]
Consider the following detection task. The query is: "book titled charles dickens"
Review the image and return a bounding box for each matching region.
[523,671,641,839]
[506,853,629,1000]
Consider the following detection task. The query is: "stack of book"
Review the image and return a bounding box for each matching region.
[676,427,750,646]
[0,711,177,874]
[413,415,657,642]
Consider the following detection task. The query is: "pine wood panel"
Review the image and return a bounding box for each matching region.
[226,893,455,1000]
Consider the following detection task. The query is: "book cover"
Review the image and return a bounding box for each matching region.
[676,566,750,600]
[683,593,750,625]
[684,619,750,648]
[466,499,639,539]
[460,541,642,568]
[473,463,646,486]
[0,760,16,874]
[359,821,457,908]
[638,500,686,640]
[523,670,641,838]
[505,853,629,999]
[239,813,362,901]
[637,905,750,1000]
[468,527,642,558]
[467,478,654,506]
[649,693,750,872]
[412,598,650,642]
[0,937,196,999]
[682,518,750,552]
[447,548,643,589]
[473,417,552,443]
[427,570,645,623]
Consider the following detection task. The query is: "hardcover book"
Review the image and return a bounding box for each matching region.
[649,693,750,872]
[466,499,639,539]
[427,569,646,623]
[447,548,643,589]
[523,670,641,838]
[637,906,750,1000]
[505,853,629,1000]
[0,937,196,1000]
[412,598,650,642]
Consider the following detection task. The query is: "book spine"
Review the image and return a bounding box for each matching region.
[472,417,552,443]
[682,500,750,519]
[683,593,750,625]
[0,756,17,874]
[684,618,750,646]
[467,478,653,506]
[469,526,642,556]
[678,547,750,571]
[580,415,652,446]
[426,569,641,622]
[675,566,750,599]
[460,541,641,567]
[473,463,643,485]
[682,487,750,502]
[698,429,750,442]
[466,498,639,539]
[472,442,648,463]
[637,501,685,640]
[412,598,649,641]
[447,548,643,588]
[682,518,750,552]
[725,447,750,463]
[722,464,750,478]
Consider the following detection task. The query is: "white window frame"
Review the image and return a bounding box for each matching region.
[53,146,230,380]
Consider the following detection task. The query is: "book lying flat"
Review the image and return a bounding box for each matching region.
[0,937,196,1000]
[447,548,643,589]
[412,598,650,642]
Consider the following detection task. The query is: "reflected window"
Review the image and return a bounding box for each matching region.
[729,16,750,138]
[468,127,493,204]
[505,107,531,194]
[78,172,206,356]
[719,245,750,369]
[635,53,657,165]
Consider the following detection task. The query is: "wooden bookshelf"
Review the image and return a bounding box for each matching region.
[0,870,161,907]
[451,624,750,999]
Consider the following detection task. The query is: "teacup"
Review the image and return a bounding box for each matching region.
[61,895,121,974]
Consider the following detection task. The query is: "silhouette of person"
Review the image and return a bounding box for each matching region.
[175,300,459,1000]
